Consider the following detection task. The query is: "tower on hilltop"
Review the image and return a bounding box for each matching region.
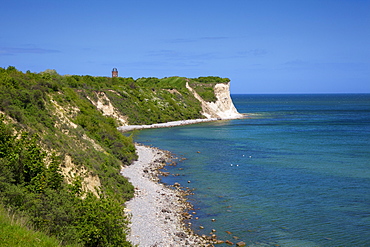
[112,68,118,77]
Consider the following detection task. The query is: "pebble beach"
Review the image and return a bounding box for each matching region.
[121,144,211,247]
[118,118,220,132]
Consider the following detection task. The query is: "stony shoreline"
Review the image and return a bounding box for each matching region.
[117,115,248,133]
[121,144,212,246]
[118,118,220,132]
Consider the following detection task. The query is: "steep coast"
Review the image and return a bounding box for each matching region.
[0,67,242,246]
[185,80,243,120]
[118,81,244,132]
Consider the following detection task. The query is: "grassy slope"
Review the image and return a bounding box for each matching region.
[0,205,79,247]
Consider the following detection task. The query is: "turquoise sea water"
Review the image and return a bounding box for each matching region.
[133,94,370,247]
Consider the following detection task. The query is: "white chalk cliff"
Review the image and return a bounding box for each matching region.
[87,91,128,126]
[186,81,243,120]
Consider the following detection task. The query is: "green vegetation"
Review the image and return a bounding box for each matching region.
[189,76,230,102]
[0,66,229,246]
[0,116,131,246]
[0,204,70,247]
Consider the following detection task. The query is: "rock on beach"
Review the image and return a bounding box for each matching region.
[121,144,209,246]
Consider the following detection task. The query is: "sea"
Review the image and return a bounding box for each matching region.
[133,94,370,247]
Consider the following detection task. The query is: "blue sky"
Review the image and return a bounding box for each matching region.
[1,0,369,94]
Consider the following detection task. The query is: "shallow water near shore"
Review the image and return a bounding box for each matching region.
[133,94,370,246]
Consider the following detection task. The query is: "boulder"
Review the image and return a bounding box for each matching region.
[225,240,233,245]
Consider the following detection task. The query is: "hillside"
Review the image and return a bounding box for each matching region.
[0,66,241,246]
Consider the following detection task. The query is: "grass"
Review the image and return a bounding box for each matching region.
[0,205,79,247]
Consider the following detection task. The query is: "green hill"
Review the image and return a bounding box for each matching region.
[0,66,229,246]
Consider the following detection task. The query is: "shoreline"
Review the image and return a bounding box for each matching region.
[121,144,212,246]
[118,118,220,132]
[117,115,247,133]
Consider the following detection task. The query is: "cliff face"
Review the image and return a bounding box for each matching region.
[87,91,128,126]
[186,81,243,120]
[0,69,244,195]
[1,70,243,197]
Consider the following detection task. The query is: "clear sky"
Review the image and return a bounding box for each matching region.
[1,0,369,94]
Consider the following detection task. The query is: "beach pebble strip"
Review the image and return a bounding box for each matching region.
[117,118,220,132]
[122,144,211,247]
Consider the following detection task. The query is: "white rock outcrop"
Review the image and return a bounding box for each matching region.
[186,81,243,119]
[60,154,101,198]
[87,92,128,126]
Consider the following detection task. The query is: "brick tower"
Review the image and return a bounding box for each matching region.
[112,68,118,77]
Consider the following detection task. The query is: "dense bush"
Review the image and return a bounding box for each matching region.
[0,67,136,246]
[0,117,131,246]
